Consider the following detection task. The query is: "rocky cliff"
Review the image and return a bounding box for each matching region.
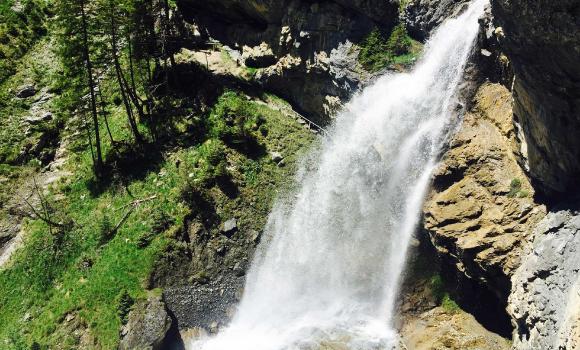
[424,83,546,304]
[165,0,580,347]
[508,209,580,349]
[178,0,401,123]
[6,0,580,348]
[490,0,580,194]
[172,0,580,347]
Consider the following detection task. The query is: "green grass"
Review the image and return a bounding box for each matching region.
[0,86,315,348]
[245,66,258,78]
[358,24,423,72]
[0,0,49,84]
[430,275,461,313]
[0,8,314,347]
[0,36,61,165]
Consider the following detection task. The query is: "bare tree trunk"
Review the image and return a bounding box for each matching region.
[97,82,115,145]
[80,0,103,174]
[82,109,96,167]
[110,3,143,144]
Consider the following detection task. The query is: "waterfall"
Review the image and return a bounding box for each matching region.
[190,1,487,348]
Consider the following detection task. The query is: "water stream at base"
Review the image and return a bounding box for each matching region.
[189,1,487,348]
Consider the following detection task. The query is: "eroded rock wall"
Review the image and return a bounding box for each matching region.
[404,0,470,40]
[508,209,580,349]
[490,0,580,194]
[424,83,546,302]
[178,0,400,123]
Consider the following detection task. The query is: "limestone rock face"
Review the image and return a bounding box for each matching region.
[178,0,399,123]
[403,0,470,40]
[179,0,398,52]
[490,0,580,194]
[242,43,277,68]
[423,83,546,300]
[508,209,580,350]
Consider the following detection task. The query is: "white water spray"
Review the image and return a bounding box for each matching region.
[190,1,487,349]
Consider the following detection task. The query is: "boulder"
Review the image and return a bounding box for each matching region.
[270,151,283,163]
[401,307,511,350]
[24,112,53,125]
[119,294,172,350]
[16,84,36,98]
[222,218,238,237]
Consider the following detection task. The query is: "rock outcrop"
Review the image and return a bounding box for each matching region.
[401,307,511,350]
[424,83,546,301]
[490,0,580,194]
[508,209,580,350]
[177,0,400,123]
[404,0,470,40]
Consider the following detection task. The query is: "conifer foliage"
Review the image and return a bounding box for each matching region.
[54,0,178,176]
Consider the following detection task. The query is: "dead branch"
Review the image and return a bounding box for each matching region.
[23,195,65,229]
[110,195,158,235]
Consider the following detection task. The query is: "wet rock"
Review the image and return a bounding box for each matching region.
[403,0,470,40]
[119,294,172,350]
[508,209,580,350]
[163,274,245,332]
[16,84,36,98]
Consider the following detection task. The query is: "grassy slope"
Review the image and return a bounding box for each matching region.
[0,35,60,162]
[0,71,315,348]
[0,8,315,346]
[0,0,49,84]
[0,2,56,226]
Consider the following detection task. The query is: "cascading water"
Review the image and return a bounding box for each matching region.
[190,1,487,349]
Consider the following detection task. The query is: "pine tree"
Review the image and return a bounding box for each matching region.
[55,0,103,174]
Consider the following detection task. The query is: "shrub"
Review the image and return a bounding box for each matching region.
[241,159,262,185]
[518,190,530,198]
[387,25,412,56]
[430,275,461,313]
[358,28,388,72]
[430,275,445,301]
[358,24,416,72]
[441,294,461,313]
[98,214,114,244]
[197,139,228,183]
[508,178,522,198]
[116,290,134,325]
[208,91,266,146]
[179,140,229,189]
